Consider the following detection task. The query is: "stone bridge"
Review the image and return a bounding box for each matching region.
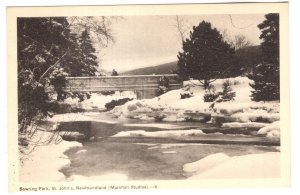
[64,74,182,99]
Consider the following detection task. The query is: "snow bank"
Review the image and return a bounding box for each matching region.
[69,173,128,181]
[64,91,136,110]
[19,131,82,182]
[183,153,230,173]
[185,152,280,179]
[110,77,280,125]
[123,123,189,129]
[48,112,117,124]
[222,122,269,128]
[112,129,204,137]
[257,121,280,138]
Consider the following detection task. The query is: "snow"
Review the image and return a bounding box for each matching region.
[183,153,230,173]
[123,123,189,129]
[112,129,204,137]
[69,173,128,181]
[222,122,269,128]
[19,131,82,182]
[162,151,177,154]
[110,77,280,127]
[64,91,136,111]
[257,121,280,138]
[48,112,117,124]
[185,152,280,179]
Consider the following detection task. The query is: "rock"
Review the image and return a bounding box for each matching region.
[184,112,211,122]
[211,115,238,126]
[59,131,85,141]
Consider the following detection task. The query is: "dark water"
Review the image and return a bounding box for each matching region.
[58,112,279,180]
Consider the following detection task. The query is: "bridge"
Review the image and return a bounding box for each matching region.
[64,74,182,99]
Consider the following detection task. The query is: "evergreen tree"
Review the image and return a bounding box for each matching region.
[17,18,99,132]
[62,29,98,76]
[111,69,118,76]
[18,17,75,131]
[177,21,236,89]
[249,14,280,101]
[220,80,236,101]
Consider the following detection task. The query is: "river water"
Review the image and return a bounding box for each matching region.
[57,112,279,180]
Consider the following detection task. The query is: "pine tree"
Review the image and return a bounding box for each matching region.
[17,18,99,132]
[249,14,280,101]
[111,69,118,76]
[17,17,75,131]
[221,80,236,101]
[62,29,98,76]
[177,21,236,89]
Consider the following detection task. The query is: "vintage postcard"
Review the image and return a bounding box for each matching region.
[7,2,289,192]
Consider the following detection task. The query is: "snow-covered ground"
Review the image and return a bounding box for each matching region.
[257,121,280,138]
[184,152,280,179]
[19,131,82,182]
[19,76,280,182]
[64,91,136,111]
[47,112,118,124]
[109,77,280,138]
[112,129,204,137]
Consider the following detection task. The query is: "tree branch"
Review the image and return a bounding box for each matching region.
[38,49,69,82]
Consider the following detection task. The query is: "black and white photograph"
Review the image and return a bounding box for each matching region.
[6,2,290,191]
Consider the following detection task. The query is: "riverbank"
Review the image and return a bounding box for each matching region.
[184,152,280,179]
[19,131,82,182]
[108,76,280,139]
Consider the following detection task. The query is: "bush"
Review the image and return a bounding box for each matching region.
[203,93,219,102]
[156,76,169,96]
[203,84,219,102]
[105,98,133,110]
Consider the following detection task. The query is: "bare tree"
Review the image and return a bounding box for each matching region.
[233,34,252,50]
[68,16,121,47]
[172,16,191,44]
[220,29,252,50]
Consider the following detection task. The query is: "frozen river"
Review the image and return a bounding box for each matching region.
[56,112,279,180]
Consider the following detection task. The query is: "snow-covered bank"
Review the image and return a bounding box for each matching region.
[222,122,269,128]
[110,77,280,127]
[19,131,82,182]
[257,121,280,138]
[47,112,118,124]
[112,129,204,137]
[64,91,136,111]
[184,152,280,179]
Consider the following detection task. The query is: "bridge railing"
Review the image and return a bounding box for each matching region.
[64,74,182,92]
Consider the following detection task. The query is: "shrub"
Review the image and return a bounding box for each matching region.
[105,98,133,110]
[203,84,219,102]
[156,76,169,96]
[203,93,219,102]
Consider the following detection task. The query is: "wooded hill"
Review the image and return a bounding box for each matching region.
[122,45,261,76]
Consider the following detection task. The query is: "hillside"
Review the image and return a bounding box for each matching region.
[122,61,178,75]
[121,45,261,76]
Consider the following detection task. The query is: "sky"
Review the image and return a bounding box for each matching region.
[98,14,266,73]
